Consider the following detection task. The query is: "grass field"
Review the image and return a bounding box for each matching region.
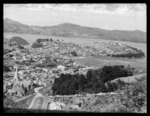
[74,56,146,73]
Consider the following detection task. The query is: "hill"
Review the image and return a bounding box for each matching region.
[8,36,29,45]
[109,73,146,84]
[4,18,146,43]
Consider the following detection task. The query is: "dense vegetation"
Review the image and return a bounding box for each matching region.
[110,52,145,58]
[52,65,133,95]
[18,45,25,49]
[4,98,16,110]
[8,36,29,45]
[31,38,53,48]
[3,65,11,72]
[32,42,43,48]
[81,76,146,113]
[4,49,13,54]
[119,77,146,113]
[106,75,147,113]
[107,45,145,58]
[71,51,78,56]
[35,38,52,43]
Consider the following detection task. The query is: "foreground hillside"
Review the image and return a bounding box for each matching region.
[4,18,146,43]
[4,74,146,113]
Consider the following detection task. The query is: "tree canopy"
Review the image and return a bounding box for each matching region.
[31,42,42,48]
[9,36,29,45]
[52,65,133,95]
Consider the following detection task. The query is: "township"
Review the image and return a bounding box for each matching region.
[3,38,145,111]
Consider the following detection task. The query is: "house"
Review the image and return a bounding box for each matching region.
[48,102,65,110]
[57,65,65,71]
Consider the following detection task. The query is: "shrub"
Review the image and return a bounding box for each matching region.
[119,78,146,113]
[36,39,42,44]
[50,38,53,41]
[3,65,11,72]
[111,51,145,58]
[9,36,29,45]
[71,51,78,56]
[116,79,126,90]
[4,98,16,108]
[32,42,42,48]
[18,45,24,49]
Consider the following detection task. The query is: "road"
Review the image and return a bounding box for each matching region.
[28,87,45,109]
[29,97,44,109]
[15,94,35,103]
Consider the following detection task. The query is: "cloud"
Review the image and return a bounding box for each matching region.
[4,4,146,15]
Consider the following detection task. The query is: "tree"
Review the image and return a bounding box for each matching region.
[86,70,93,81]
[4,98,16,108]
[18,45,24,49]
[95,80,107,93]
[100,65,133,83]
[116,79,126,90]
[51,65,134,96]
[78,74,87,89]
[36,39,42,44]
[9,36,29,45]
[107,81,114,92]
[68,82,76,95]
[50,38,53,41]
[71,51,78,56]
[4,65,11,72]
[32,42,42,48]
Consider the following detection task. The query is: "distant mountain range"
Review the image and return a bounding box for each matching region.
[4,18,146,43]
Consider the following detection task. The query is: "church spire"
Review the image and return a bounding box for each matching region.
[14,65,18,82]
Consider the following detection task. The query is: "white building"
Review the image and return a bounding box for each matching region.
[57,65,65,71]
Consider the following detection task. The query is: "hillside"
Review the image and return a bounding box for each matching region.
[109,73,146,84]
[8,36,29,45]
[4,18,146,43]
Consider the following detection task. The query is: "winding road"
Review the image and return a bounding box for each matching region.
[28,86,54,110]
[28,87,45,109]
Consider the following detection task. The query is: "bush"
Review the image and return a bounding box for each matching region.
[116,79,126,90]
[36,38,50,43]
[111,51,145,58]
[50,38,53,41]
[36,39,42,44]
[18,45,24,49]
[91,80,107,93]
[32,42,42,48]
[4,98,16,108]
[9,36,29,45]
[119,78,146,113]
[3,65,11,72]
[71,51,78,56]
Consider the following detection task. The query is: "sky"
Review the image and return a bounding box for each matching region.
[4,4,146,32]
